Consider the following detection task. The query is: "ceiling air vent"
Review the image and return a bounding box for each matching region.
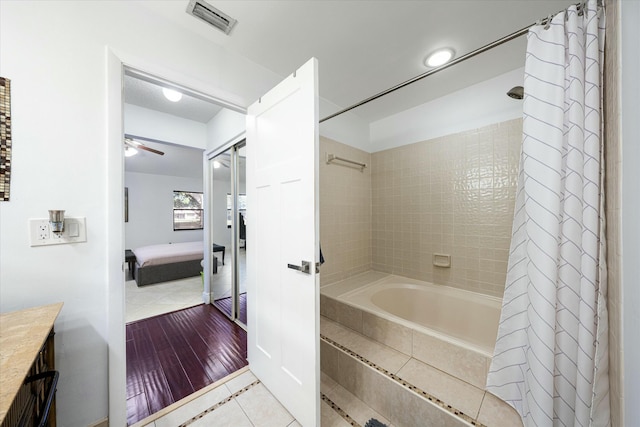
[186,0,237,35]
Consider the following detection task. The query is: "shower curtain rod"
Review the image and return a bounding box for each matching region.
[319,2,584,124]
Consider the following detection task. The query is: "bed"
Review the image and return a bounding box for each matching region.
[132,241,204,286]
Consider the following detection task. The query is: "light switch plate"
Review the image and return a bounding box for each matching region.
[29,217,87,246]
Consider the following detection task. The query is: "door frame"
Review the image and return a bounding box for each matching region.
[107,48,247,425]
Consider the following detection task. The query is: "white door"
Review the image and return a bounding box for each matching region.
[245,58,320,426]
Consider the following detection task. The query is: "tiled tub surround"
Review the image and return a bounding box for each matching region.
[320,136,372,285]
[320,271,522,426]
[370,119,522,297]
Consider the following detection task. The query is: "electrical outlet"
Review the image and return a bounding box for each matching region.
[30,219,51,246]
[37,223,49,240]
[30,217,87,247]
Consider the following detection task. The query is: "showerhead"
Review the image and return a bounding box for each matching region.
[507,86,524,100]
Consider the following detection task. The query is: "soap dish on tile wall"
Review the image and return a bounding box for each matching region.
[433,253,451,268]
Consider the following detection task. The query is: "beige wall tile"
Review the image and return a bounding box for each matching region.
[604,0,623,425]
[371,119,522,297]
[320,137,372,286]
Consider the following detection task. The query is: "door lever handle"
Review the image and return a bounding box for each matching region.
[287,260,311,274]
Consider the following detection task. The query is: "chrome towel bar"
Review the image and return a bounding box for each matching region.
[326,153,367,172]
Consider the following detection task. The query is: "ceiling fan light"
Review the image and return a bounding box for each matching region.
[162,88,183,102]
[125,146,138,157]
[425,48,455,68]
[213,160,221,169]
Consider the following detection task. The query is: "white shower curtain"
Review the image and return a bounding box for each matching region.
[486,1,609,426]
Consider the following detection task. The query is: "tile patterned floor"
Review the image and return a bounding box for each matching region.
[132,368,391,427]
[126,275,204,323]
[134,370,299,427]
[126,304,248,425]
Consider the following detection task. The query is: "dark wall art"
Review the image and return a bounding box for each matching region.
[0,77,12,201]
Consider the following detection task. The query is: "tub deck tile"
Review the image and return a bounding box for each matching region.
[321,317,410,374]
[362,311,412,356]
[320,271,389,298]
[397,358,485,420]
[477,391,524,427]
[412,329,489,389]
[323,380,394,427]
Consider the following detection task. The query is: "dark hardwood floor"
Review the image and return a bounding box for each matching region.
[126,304,247,425]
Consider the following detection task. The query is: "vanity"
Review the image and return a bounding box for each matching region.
[0,303,63,426]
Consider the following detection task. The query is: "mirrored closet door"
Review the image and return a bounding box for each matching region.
[209,141,246,327]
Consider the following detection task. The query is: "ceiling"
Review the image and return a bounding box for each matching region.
[132,0,575,122]
[124,137,204,179]
[124,0,575,176]
[124,76,223,122]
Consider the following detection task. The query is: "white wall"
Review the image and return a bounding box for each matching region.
[125,172,204,249]
[206,108,247,150]
[203,93,373,152]
[621,0,640,422]
[0,2,282,426]
[319,98,370,151]
[369,67,525,152]
[125,103,207,149]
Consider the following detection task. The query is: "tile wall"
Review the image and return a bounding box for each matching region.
[370,119,522,297]
[319,136,372,285]
[604,0,623,424]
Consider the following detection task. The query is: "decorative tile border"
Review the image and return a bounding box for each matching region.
[0,77,12,201]
[321,392,362,427]
[321,334,486,427]
[179,379,261,427]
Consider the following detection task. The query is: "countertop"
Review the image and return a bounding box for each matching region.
[0,302,63,422]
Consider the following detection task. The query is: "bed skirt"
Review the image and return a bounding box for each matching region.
[134,259,202,287]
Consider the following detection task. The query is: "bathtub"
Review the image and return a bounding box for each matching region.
[320,272,502,387]
[339,274,502,355]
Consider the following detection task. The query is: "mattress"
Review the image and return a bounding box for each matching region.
[133,241,204,267]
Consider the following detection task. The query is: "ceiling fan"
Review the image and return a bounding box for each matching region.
[124,137,165,156]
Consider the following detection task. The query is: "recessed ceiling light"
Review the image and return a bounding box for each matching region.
[425,48,455,68]
[162,88,183,102]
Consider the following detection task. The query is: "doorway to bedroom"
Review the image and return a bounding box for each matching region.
[121,67,250,424]
[122,70,211,323]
